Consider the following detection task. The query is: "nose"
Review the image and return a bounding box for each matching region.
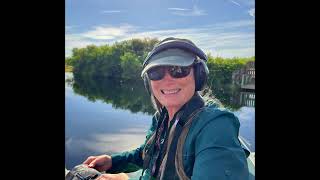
[162,69,174,81]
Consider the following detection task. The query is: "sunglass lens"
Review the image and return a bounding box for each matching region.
[169,66,191,78]
[148,67,165,81]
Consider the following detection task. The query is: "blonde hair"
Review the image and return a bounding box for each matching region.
[150,93,163,113]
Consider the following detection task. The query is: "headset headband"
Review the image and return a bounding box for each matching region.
[142,38,208,68]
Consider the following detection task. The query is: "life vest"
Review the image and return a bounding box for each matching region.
[141,108,204,180]
[141,108,251,180]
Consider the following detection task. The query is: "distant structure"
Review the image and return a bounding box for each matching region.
[239,91,255,107]
[231,61,255,107]
[232,61,255,91]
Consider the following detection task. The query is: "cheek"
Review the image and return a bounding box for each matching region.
[150,81,161,98]
[183,76,195,96]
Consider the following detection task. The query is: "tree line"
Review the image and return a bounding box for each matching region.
[65,38,254,106]
[66,37,254,81]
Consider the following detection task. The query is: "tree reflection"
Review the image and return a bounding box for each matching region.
[72,73,155,115]
[68,73,254,114]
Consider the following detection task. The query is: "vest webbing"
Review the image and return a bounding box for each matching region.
[160,107,205,180]
[141,95,205,180]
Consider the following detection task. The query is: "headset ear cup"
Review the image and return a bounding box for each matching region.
[199,65,208,90]
[194,60,208,91]
[193,63,200,91]
[143,74,151,95]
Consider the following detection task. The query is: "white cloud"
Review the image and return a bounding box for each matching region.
[65,24,137,56]
[248,8,255,17]
[227,0,255,19]
[65,20,255,58]
[191,5,207,16]
[204,20,254,30]
[237,0,255,6]
[65,34,107,57]
[168,8,190,11]
[65,25,78,33]
[169,5,207,16]
[213,47,255,58]
[65,26,72,30]
[229,0,241,6]
[82,24,135,40]
[101,10,123,14]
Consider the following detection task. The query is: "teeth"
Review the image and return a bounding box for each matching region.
[162,89,180,94]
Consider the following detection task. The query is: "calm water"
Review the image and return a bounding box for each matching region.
[65,72,255,171]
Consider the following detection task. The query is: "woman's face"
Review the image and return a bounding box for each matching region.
[150,67,195,110]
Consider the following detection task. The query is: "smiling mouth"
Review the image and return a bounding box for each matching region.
[161,89,181,95]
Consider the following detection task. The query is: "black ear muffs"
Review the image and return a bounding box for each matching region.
[193,59,209,91]
[143,74,151,95]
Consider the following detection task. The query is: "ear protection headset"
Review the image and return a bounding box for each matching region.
[142,37,210,94]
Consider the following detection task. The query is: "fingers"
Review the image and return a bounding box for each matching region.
[82,156,96,165]
[88,159,97,168]
[96,173,128,180]
[96,174,113,180]
[119,173,129,179]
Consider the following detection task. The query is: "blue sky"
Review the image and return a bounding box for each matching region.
[66,0,255,58]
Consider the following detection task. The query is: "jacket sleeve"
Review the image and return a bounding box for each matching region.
[107,114,158,173]
[191,113,249,180]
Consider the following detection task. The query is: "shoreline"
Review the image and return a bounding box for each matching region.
[65,65,73,72]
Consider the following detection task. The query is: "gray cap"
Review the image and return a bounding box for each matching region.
[141,48,196,77]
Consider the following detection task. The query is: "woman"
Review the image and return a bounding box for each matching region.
[82,37,249,180]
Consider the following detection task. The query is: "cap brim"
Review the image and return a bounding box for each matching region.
[141,49,196,77]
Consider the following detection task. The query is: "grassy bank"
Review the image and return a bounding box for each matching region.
[65,65,73,72]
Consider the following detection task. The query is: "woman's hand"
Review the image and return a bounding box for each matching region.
[82,154,112,172]
[96,173,129,180]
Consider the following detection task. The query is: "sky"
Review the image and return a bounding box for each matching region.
[66,0,255,58]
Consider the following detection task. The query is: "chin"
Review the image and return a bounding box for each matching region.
[162,100,184,109]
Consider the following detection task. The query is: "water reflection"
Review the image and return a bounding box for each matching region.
[231,90,255,108]
[71,72,155,115]
[65,95,151,169]
[65,72,255,170]
[234,106,255,151]
[240,92,255,107]
[68,72,255,113]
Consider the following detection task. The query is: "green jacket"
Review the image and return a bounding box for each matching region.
[107,96,249,180]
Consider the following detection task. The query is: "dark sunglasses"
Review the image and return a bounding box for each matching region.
[147,65,193,81]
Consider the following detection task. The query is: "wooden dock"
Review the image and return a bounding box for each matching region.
[232,61,255,91]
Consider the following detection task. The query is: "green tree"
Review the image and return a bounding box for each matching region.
[67,38,254,111]
[120,52,142,80]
